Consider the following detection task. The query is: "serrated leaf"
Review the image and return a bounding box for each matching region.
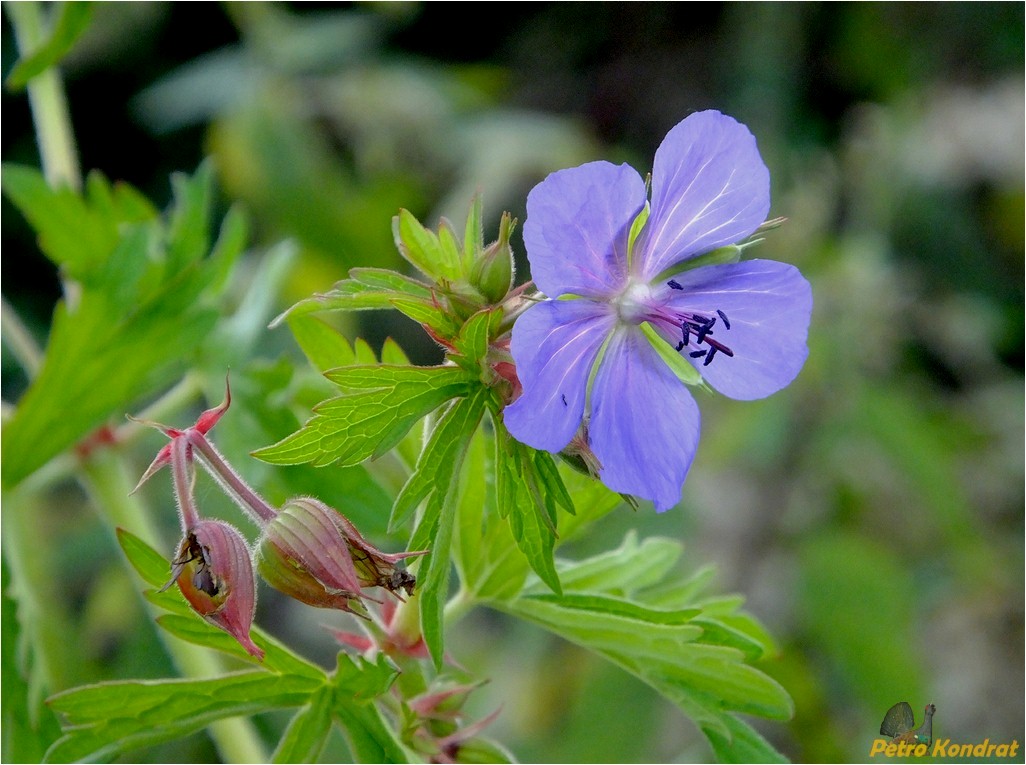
[389,389,486,532]
[462,194,484,271]
[1,165,241,488]
[166,163,214,274]
[450,308,496,369]
[155,615,324,680]
[529,532,682,596]
[389,296,461,338]
[533,450,575,515]
[506,477,560,595]
[396,390,487,668]
[332,654,408,763]
[271,687,333,764]
[5,2,93,89]
[287,314,357,372]
[394,208,460,282]
[272,268,435,326]
[703,714,788,764]
[525,593,700,625]
[253,365,472,467]
[46,671,323,763]
[1,164,150,277]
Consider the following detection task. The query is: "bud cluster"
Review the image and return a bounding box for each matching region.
[132,378,426,659]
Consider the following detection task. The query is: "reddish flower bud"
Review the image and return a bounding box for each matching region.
[255,497,365,613]
[164,520,263,659]
[256,498,427,613]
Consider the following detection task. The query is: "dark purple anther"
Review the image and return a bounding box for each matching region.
[667,279,683,290]
[703,347,718,365]
[716,309,731,330]
[689,350,707,359]
[675,341,685,351]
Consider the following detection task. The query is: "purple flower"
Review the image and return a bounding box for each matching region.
[504,110,812,511]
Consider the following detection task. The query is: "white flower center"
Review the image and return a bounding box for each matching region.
[613,281,654,325]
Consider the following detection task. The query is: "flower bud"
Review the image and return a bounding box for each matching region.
[255,497,365,613]
[164,520,263,659]
[256,498,427,614]
[469,212,515,304]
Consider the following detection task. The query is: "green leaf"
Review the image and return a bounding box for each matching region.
[154,615,324,680]
[1,164,154,278]
[5,2,94,89]
[396,389,487,667]
[271,687,334,764]
[462,194,484,271]
[46,671,324,763]
[532,532,682,595]
[287,314,358,373]
[1,165,242,487]
[116,527,172,589]
[332,654,408,763]
[253,365,472,467]
[490,420,563,594]
[639,321,704,387]
[524,593,700,625]
[272,267,435,326]
[491,532,794,754]
[393,209,460,282]
[389,388,486,531]
[389,296,461,339]
[449,308,496,370]
[703,714,788,764]
[437,219,465,277]
[1,556,63,762]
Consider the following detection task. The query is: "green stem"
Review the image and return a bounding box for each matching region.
[79,448,268,763]
[442,587,476,628]
[6,1,82,191]
[0,296,43,378]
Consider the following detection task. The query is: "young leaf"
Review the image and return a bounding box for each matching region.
[272,267,435,326]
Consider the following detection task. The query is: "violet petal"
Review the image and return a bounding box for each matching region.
[505,299,615,452]
[524,161,645,298]
[635,110,770,280]
[661,259,812,400]
[588,328,701,511]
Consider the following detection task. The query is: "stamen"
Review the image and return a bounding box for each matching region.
[667,279,683,290]
[671,308,735,366]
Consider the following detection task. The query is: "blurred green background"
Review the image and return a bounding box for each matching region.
[2,3,1022,762]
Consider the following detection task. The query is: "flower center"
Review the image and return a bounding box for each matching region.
[613,281,656,324]
[665,279,735,366]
